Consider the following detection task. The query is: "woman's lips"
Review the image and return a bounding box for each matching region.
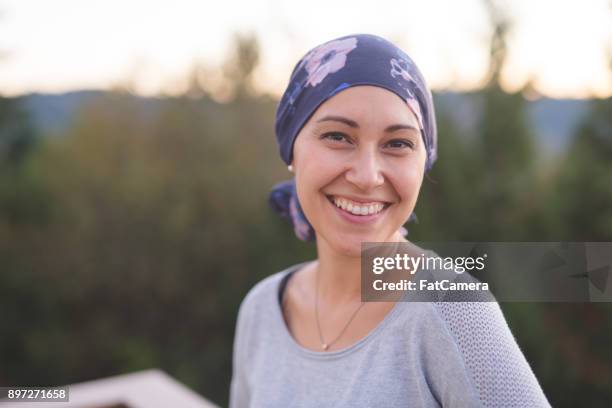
[326,195,391,225]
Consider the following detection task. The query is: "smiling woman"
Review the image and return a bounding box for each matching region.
[229,33,551,407]
[291,86,426,256]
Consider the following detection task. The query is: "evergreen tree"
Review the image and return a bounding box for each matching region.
[474,0,537,240]
[550,96,612,240]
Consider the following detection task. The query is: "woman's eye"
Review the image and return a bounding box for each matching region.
[321,132,351,143]
[386,139,414,149]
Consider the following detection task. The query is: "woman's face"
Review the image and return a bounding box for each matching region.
[292,85,427,257]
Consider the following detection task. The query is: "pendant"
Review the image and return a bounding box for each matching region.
[322,343,328,351]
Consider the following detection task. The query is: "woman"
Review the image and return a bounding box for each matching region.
[229,33,550,407]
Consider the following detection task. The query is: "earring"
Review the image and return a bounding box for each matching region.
[288,164,294,173]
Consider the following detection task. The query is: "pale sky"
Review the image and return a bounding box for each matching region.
[0,0,610,99]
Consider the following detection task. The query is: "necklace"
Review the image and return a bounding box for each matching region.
[315,265,365,351]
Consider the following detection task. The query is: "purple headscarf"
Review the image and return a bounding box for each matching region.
[269,33,437,241]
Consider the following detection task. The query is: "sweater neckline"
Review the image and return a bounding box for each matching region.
[273,261,411,360]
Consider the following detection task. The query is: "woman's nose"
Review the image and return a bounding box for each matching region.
[345,147,385,191]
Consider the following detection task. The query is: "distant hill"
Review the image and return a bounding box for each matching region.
[21,90,590,157]
[433,91,589,157]
[527,97,589,155]
[22,90,165,136]
[23,90,106,136]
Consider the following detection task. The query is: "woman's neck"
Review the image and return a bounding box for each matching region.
[313,231,407,306]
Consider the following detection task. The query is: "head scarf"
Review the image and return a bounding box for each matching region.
[269,33,437,241]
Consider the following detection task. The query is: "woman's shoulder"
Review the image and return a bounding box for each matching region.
[419,258,508,341]
[413,253,520,366]
[238,261,311,315]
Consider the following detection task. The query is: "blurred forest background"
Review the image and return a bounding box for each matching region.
[1,5,612,408]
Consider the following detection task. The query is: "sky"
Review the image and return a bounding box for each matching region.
[0,0,610,99]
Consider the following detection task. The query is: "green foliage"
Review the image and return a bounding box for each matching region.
[548,97,612,240]
[0,86,315,404]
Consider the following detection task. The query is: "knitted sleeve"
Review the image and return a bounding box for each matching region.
[434,299,552,407]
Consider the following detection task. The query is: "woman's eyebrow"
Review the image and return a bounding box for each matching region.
[316,115,418,132]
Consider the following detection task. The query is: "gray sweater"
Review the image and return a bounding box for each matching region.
[229,261,552,408]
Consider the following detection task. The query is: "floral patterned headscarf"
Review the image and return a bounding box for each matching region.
[269,33,437,241]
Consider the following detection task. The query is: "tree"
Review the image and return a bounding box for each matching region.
[472,0,537,240]
[222,32,261,101]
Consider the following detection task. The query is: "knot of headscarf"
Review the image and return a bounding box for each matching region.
[269,33,437,241]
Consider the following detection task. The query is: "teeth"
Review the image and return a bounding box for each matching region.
[331,196,386,216]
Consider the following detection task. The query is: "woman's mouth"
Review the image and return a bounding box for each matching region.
[325,194,392,224]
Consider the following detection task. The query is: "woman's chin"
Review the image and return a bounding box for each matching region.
[328,230,392,257]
